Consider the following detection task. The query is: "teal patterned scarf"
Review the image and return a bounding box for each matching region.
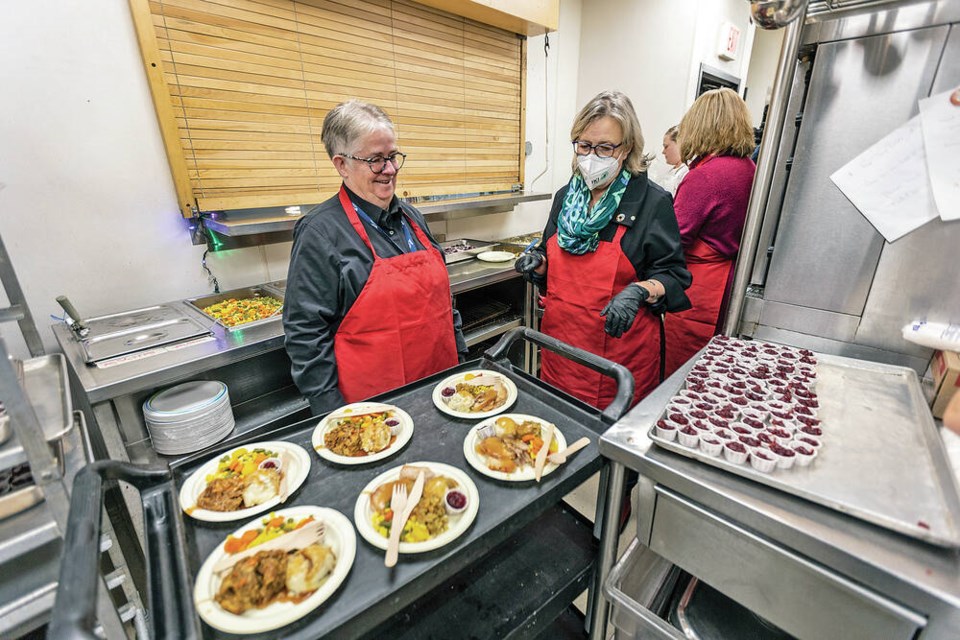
[557,169,630,254]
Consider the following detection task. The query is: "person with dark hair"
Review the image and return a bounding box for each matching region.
[516,91,691,407]
[284,100,466,415]
[664,88,756,375]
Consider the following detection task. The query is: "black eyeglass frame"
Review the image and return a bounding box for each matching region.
[572,140,623,158]
[340,152,407,174]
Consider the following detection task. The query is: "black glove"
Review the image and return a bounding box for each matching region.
[600,284,649,338]
[514,250,545,278]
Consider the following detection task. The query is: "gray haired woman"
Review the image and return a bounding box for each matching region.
[515,91,691,407]
[284,100,466,415]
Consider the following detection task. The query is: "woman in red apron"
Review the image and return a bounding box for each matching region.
[284,100,462,415]
[516,91,691,409]
[663,89,757,377]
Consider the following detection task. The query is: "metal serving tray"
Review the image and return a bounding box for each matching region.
[185,286,284,333]
[649,352,960,548]
[440,238,496,264]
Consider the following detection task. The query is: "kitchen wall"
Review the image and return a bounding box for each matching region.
[576,0,757,182]
[0,0,776,358]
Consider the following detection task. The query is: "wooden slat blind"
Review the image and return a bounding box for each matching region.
[134,0,524,215]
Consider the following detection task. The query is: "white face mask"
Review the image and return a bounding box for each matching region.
[577,153,620,190]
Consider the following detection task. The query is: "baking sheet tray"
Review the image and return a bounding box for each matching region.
[649,352,960,548]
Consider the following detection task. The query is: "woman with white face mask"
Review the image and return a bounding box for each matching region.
[515,91,692,407]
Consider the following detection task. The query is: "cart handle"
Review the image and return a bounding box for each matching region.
[485,327,635,422]
[49,461,199,640]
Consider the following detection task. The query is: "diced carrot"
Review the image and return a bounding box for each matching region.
[294,516,315,529]
[268,516,284,528]
[521,433,536,443]
[223,537,244,554]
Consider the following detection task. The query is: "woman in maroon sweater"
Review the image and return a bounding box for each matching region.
[664,88,756,375]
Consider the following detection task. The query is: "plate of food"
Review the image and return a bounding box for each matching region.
[432,370,517,419]
[312,402,413,465]
[463,414,566,481]
[179,441,311,522]
[476,250,517,263]
[193,506,355,634]
[353,462,479,554]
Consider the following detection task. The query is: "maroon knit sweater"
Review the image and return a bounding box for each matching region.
[673,154,756,257]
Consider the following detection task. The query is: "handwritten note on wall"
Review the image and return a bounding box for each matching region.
[830,115,940,243]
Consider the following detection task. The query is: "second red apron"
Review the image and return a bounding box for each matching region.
[540,226,660,409]
[663,238,733,376]
[333,187,458,402]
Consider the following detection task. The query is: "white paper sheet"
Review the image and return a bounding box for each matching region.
[919,87,960,221]
[830,115,940,242]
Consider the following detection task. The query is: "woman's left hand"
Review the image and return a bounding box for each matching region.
[600,284,650,338]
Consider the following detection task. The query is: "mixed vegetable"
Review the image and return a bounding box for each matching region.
[202,296,283,327]
[222,513,316,554]
[206,447,278,483]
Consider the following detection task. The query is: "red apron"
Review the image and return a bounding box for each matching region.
[333,187,458,402]
[540,226,660,409]
[663,238,733,376]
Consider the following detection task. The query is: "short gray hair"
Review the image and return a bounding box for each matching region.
[321,100,395,158]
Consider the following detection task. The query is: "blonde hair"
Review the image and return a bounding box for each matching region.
[678,88,754,163]
[570,91,653,175]
[665,125,680,142]
[321,99,395,158]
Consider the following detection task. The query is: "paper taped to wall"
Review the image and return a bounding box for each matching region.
[830,115,940,243]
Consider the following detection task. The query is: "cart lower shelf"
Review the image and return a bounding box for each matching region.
[364,503,596,640]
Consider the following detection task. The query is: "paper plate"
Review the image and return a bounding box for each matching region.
[312,402,414,465]
[194,506,355,634]
[476,250,516,263]
[353,461,479,554]
[432,370,517,419]
[179,441,311,522]
[463,414,567,482]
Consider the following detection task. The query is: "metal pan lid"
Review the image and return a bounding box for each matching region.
[144,381,228,418]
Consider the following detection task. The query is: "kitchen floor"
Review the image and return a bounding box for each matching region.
[563,472,637,638]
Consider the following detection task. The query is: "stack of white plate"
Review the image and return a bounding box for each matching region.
[143,381,234,455]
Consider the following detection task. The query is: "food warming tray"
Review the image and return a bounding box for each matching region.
[439,238,497,264]
[185,285,284,333]
[78,305,211,363]
[51,328,634,639]
[649,351,960,548]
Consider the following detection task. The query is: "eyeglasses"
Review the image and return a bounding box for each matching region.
[572,140,622,158]
[340,152,407,174]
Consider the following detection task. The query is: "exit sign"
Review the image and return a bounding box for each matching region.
[718,22,741,61]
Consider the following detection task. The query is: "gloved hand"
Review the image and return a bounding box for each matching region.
[514,250,545,277]
[600,284,650,338]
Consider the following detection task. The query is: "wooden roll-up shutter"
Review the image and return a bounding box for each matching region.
[130,0,525,217]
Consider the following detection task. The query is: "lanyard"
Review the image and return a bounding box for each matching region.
[351,202,418,253]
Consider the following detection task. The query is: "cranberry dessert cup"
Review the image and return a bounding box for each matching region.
[749,449,777,473]
[768,442,797,470]
[712,428,735,442]
[722,440,749,465]
[678,426,700,448]
[654,419,678,441]
[794,434,822,449]
[789,441,818,466]
[699,436,723,457]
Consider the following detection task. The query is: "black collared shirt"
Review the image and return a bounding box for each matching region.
[283,186,467,415]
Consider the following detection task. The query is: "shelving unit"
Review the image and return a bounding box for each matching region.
[0,231,136,638]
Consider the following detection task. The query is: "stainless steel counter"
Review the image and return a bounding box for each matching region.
[54,260,522,404]
[598,358,960,638]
